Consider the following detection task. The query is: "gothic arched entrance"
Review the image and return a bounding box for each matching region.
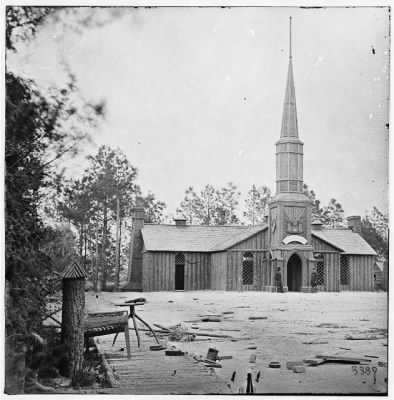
[287,253,302,292]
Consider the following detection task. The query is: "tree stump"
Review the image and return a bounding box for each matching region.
[61,260,87,386]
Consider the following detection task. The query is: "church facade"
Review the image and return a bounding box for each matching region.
[124,20,376,293]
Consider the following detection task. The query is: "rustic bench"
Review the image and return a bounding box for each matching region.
[84,311,131,359]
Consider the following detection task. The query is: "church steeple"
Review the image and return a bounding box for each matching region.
[275,17,304,193]
[280,17,299,138]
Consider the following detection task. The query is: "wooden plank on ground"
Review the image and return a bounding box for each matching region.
[95,335,230,394]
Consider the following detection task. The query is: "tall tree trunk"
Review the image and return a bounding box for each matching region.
[83,222,88,270]
[93,223,99,292]
[114,196,121,291]
[100,203,108,291]
[79,223,83,258]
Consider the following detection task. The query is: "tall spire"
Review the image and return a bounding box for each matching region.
[280,16,298,138]
[289,16,292,59]
[275,17,304,194]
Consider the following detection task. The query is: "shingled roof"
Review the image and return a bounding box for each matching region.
[312,229,376,255]
[141,224,268,252]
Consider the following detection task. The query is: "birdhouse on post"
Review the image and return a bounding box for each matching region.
[61,259,88,385]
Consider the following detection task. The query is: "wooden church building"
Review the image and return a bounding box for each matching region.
[125,19,376,293]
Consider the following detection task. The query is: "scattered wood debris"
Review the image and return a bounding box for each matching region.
[316,323,348,328]
[302,341,328,345]
[201,317,222,322]
[165,350,184,356]
[217,355,233,361]
[345,334,380,340]
[150,322,232,341]
[303,358,325,366]
[193,355,222,368]
[149,344,166,351]
[286,361,303,370]
[304,354,372,366]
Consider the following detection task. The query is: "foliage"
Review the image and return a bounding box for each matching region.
[361,207,388,259]
[303,183,323,221]
[58,146,166,291]
[6,6,55,51]
[178,187,200,224]
[137,192,166,223]
[178,183,241,225]
[216,182,241,224]
[244,184,271,225]
[321,198,345,227]
[303,184,345,227]
[41,224,78,274]
[5,6,103,343]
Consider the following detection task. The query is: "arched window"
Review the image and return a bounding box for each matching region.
[340,255,349,285]
[314,253,325,286]
[242,252,254,285]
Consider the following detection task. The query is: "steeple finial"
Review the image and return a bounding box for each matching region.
[289,16,292,59]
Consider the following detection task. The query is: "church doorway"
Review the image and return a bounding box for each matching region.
[287,254,302,292]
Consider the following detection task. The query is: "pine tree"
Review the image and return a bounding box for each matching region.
[244,185,271,225]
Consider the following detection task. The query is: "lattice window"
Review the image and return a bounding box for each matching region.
[314,254,325,285]
[340,255,349,285]
[242,252,254,285]
[175,253,185,265]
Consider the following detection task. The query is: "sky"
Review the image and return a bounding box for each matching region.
[7,6,390,219]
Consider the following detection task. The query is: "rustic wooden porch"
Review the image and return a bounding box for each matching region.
[95,334,231,395]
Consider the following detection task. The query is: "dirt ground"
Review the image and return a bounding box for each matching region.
[86,290,388,395]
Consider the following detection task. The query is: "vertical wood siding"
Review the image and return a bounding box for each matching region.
[323,252,340,292]
[310,251,374,292]
[309,251,340,292]
[349,255,375,291]
[143,252,210,291]
[228,230,268,250]
[226,251,267,291]
[311,235,339,251]
[210,252,227,290]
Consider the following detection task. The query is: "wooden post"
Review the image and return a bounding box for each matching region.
[61,259,88,386]
[246,372,254,394]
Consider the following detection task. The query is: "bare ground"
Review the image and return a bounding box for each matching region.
[86,290,388,395]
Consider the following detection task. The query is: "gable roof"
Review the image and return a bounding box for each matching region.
[312,229,377,256]
[141,224,268,252]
